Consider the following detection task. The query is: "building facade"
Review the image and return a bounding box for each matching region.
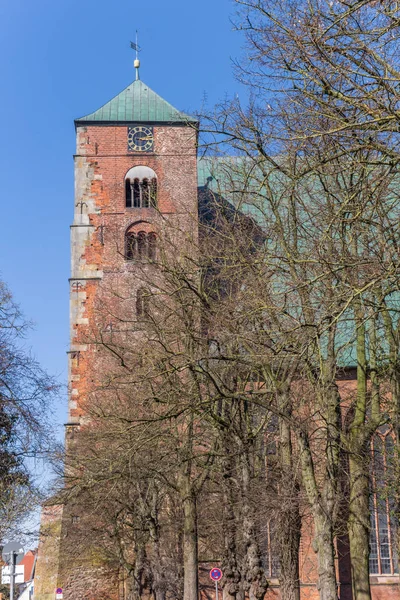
[33,70,399,600]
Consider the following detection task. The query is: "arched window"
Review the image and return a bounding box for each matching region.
[125,167,157,208]
[136,287,149,318]
[125,227,157,262]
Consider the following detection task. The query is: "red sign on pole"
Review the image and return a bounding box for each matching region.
[210,568,223,581]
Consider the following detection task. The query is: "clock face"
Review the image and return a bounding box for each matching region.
[128,126,154,152]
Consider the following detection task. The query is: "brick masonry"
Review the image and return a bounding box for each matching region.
[34,117,399,599]
[35,120,199,600]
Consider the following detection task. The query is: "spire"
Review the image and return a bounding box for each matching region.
[130,32,141,81]
[134,58,140,80]
[75,33,197,125]
[75,79,196,124]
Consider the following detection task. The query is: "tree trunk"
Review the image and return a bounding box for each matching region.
[182,483,199,600]
[347,315,372,600]
[298,432,338,600]
[130,545,145,600]
[313,513,338,600]
[347,452,371,600]
[240,446,268,600]
[381,306,400,576]
[222,445,241,600]
[148,493,166,600]
[278,415,301,600]
[152,541,166,600]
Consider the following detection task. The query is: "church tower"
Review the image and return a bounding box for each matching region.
[34,66,199,600]
[68,69,198,429]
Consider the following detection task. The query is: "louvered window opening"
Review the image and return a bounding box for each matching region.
[126,232,157,261]
[126,178,157,208]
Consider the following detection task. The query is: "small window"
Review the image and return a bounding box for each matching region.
[136,287,149,318]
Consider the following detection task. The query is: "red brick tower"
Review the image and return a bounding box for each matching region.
[34,67,199,600]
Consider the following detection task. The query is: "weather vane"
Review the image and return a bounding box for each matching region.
[130,31,142,81]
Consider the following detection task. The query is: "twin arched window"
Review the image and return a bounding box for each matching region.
[126,231,157,261]
[125,166,157,208]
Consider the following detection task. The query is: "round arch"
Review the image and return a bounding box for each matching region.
[124,221,158,262]
[125,166,158,209]
[125,166,157,181]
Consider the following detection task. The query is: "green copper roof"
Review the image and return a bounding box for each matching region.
[76,79,195,124]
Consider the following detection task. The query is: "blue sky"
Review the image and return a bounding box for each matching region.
[0,0,244,441]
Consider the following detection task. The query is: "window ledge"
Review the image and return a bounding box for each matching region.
[369,575,399,584]
[125,207,157,210]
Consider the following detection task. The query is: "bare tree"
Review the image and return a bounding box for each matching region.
[195,3,400,598]
[0,278,57,542]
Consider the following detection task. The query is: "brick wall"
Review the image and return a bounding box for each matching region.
[34,118,400,600]
[37,120,199,600]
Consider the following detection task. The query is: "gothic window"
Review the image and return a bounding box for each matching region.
[125,166,157,208]
[136,287,149,318]
[369,430,398,575]
[125,228,157,261]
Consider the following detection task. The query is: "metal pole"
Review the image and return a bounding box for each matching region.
[215,580,218,600]
[10,550,15,600]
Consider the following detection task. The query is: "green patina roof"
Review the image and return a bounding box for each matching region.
[76,79,195,124]
[196,156,400,369]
